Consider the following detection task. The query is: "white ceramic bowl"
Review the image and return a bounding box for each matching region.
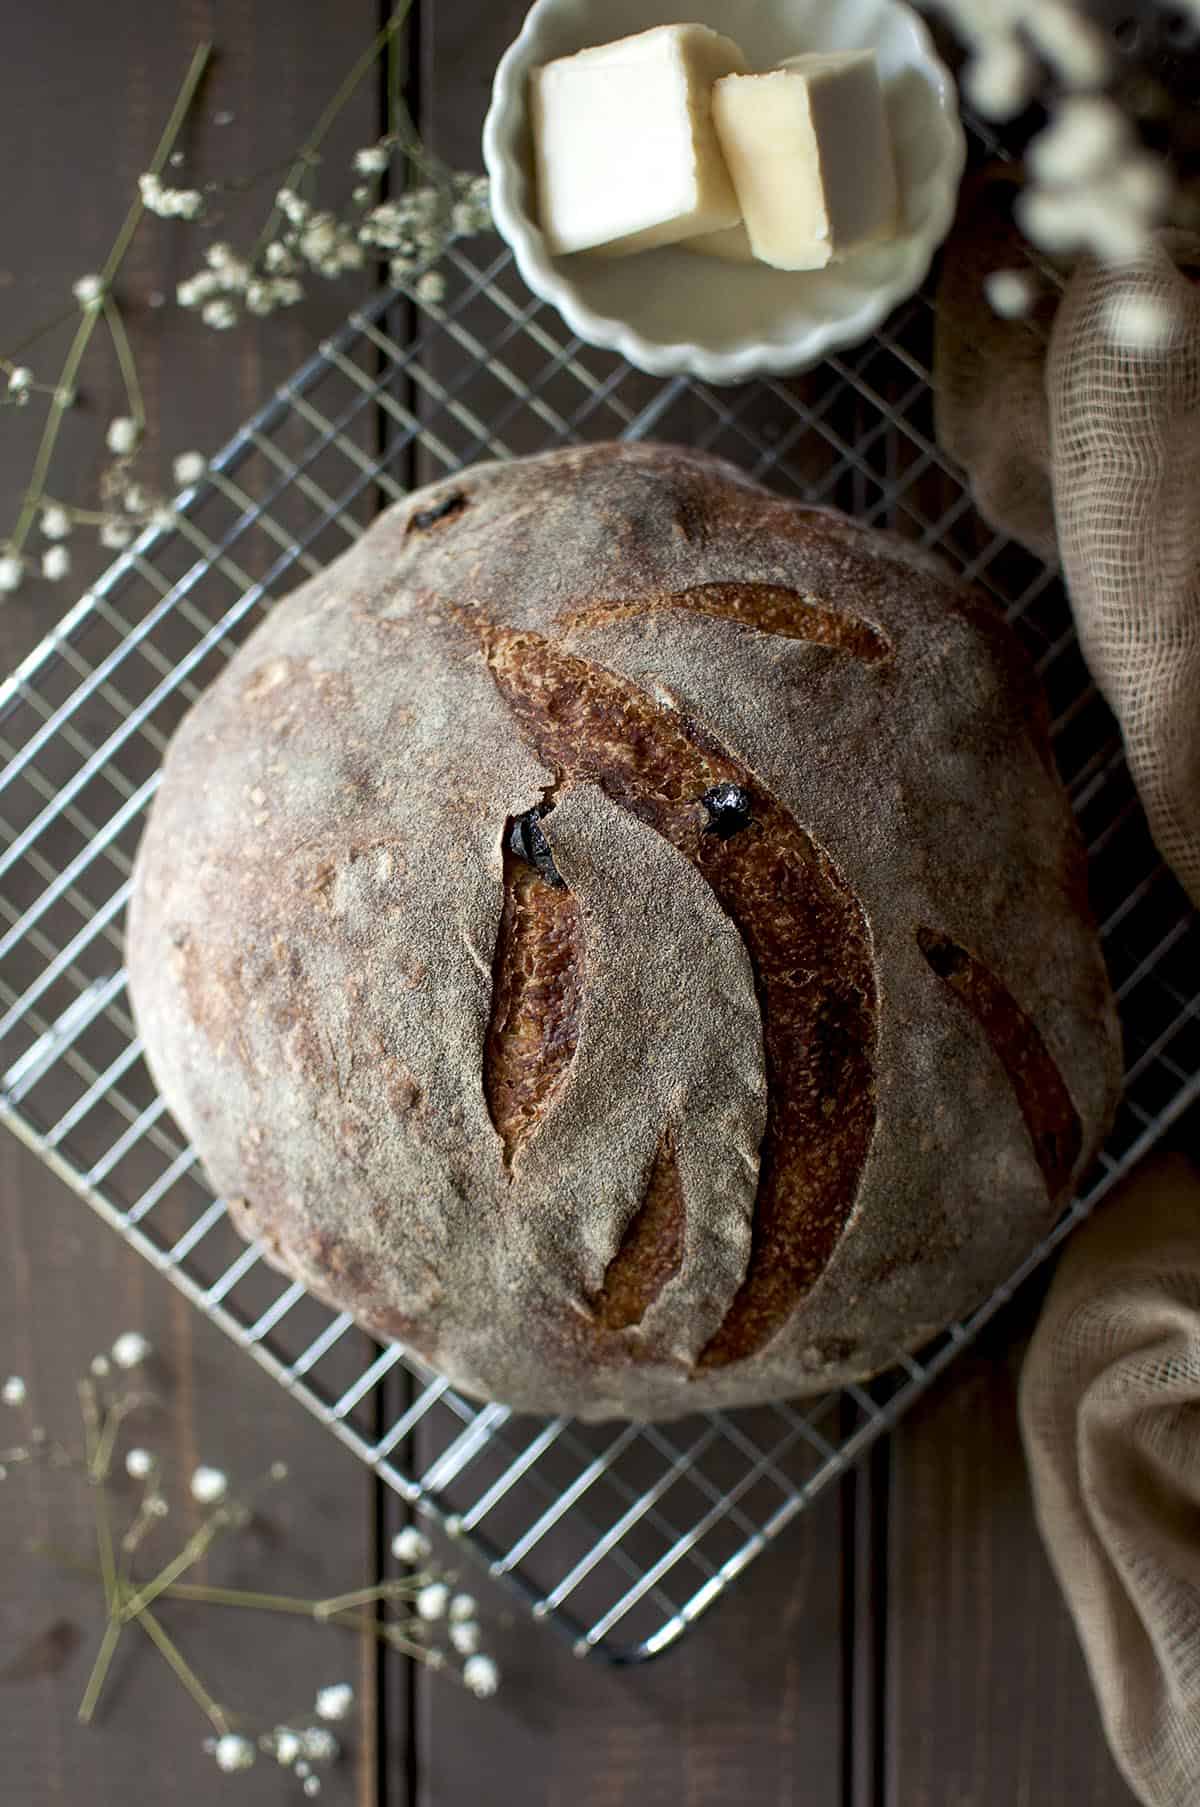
[483,0,966,383]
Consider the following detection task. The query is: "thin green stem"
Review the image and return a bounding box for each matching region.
[103,299,144,432]
[120,1517,222,1621]
[6,41,210,556]
[77,1614,124,1724]
[0,302,79,365]
[93,1483,119,1613]
[77,1379,100,1473]
[136,1605,230,1735]
[249,0,413,266]
[78,1384,118,1615]
[159,1581,425,1652]
[90,1404,124,1484]
[99,42,213,290]
[383,1624,441,1662]
[10,311,95,553]
[35,503,117,527]
[314,1580,415,1619]
[164,1582,318,1614]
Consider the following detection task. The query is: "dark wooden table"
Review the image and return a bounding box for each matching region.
[0,5,1183,1802]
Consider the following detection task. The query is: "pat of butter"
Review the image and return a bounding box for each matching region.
[683,221,756,263]
[711,52,899,271]
[531,24,747,257]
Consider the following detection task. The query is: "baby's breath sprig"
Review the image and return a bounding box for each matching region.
[0,42,213,594]
[931,0,1199,346]
[5,1333,502,1794]
[0,5,492,603]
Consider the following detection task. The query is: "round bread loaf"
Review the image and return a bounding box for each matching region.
[127,442,1122,1420]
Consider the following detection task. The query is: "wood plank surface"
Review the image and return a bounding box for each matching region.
[0,6,384,1805]
[2,3,1192,1805]
[885,1295,1135,1807]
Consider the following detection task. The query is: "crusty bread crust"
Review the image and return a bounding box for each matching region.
[127,442,1122,1420]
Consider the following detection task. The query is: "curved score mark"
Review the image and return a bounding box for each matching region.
[480,622,878,1369]
[590,1134,685,1332]
[918,927,1081,1198]
[484,833,585,1167]
[555,581,890,663]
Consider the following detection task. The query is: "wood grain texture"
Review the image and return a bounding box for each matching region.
[885,1302,1136,1807]
[4,0,1196,1803]
[0,1131,381,1806]
[0,3,382,1803]
[412,1492,844,1807]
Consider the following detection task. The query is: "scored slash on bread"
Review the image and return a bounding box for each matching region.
[126,443,1121,1421]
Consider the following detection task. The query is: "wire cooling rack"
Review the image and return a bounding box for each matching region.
[1,235,1198,1664]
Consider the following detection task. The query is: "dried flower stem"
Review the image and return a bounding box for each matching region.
[313,1580,424,1619]
[164,1582,321,1615]
[3,301,79,364]
[103,297,145,436]
[250,0,413,268]
[93,1484,119,1611]
[91,1395,147,1482]
[136,1604,230,1735]
[6,41,211,558]
[162,1583,442,1663]
[120,1514,225,1620]
[77,1615,124,1725]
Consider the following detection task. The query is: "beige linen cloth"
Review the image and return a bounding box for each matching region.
[939,171,1200,1804]
[935,167,1200,908]
[1020,1153,1200,1807]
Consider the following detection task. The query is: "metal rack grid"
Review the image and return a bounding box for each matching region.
[1,235,1198,1664]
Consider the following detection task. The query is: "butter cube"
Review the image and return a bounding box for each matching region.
[712,52,899,271]
[531,24,747,257]
[683,222,756,263]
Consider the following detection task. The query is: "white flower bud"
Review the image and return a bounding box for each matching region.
[200,298,237,330]
[41,505,71,540]
[112,1331,151,1368]
[172,451,206,487]
[1026,1,1112,88]
[390,1526,431,1563]
[984,268,1038,319]
[190,1464,228,1505]
[106,417,140,456]
[354,145,390,174]
[0,555,23,594]
[299,1727,338,1761]
[963,35,1036,122]
[2,1376,27,1406]
[42,545,71,581]
[213,1733,256,1772]
[314,1683,354,1721]
[125,1447,153,1479]
[1028,97,1130,188]
[450,1620,481,1655]
[6,366,32,396]
[72,273,105,308]
[462,1653,500,1697]
[416,1581,450,1621]
[274,1728,301,1765]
